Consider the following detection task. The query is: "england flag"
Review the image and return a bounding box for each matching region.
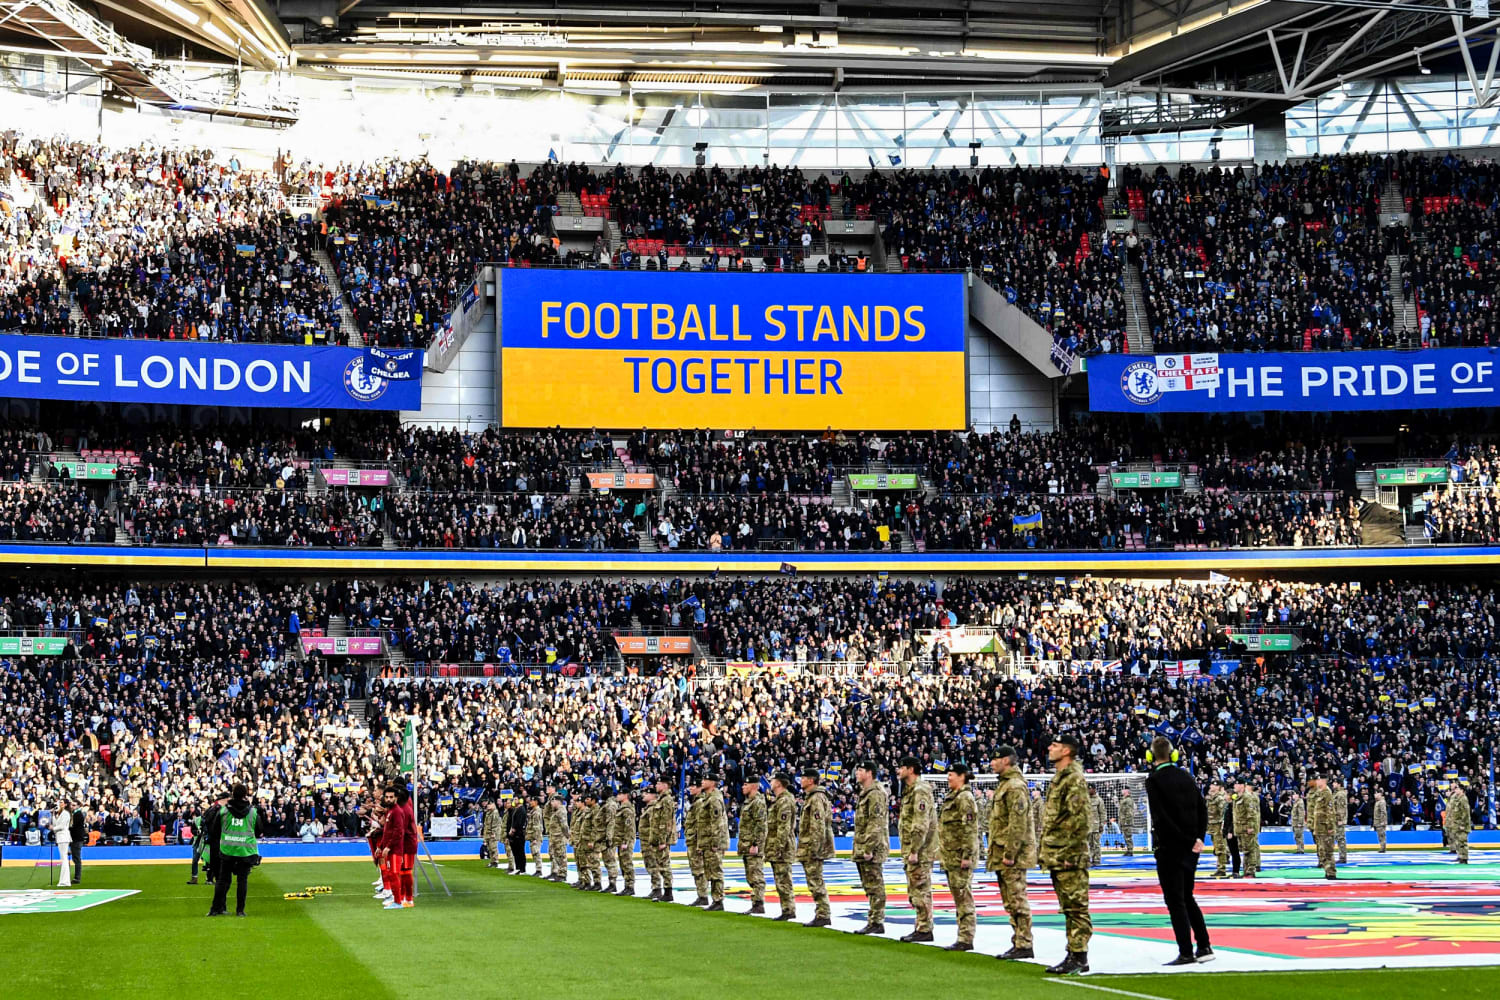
[1154,353,1221,392]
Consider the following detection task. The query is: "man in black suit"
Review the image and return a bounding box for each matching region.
[1143,736,1214,966]
[506,795,529,874]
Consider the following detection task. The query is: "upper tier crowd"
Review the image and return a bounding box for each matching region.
[6,131,1499,356]
[9,410,1500,550]
[1,572,1491,843]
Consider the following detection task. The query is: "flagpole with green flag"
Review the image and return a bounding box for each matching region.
[400,716,449,898]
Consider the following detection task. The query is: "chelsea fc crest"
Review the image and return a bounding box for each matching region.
[343,357,389,402]
[1121,361,1162,406]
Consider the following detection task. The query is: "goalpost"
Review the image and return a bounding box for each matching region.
[923,771,1152,854]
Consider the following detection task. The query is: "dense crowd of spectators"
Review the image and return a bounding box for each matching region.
[2,572,1495,842]
[1125,157,1394,352]
[125,485,382,547]
[0,484,114,543]
[386,492,633,550]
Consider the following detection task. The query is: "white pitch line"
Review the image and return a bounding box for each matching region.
[1048,980,1172,1000]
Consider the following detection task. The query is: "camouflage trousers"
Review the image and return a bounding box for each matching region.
[530,839,542,872]
[801,858,830,919]
[741,854,766,904]
[855,860,885,924]
[905,857,933,933]
[481,838,498,865]
[616,845,635,889]
[1120,828,1135,857]
[603,842,621,880]
[1048,867,1092,953]
[641,844,668,892]
[1375,826,1387,852]
[1449,828,1470,863]
[1315,828,1337,876]
[548,837,568,878]
[689,847,707,897]
[498,837,513,871]
[1212,836,1229,876]
[1336,825,1348,863]
[701,849,725,902]
[1088,831,1102,867]
[944,862,975,945]
[770,861,796,917]
[997,865,1032,949]
[1243,835,1261,876]
[1292,825,1305,852]
[576,848,598,887]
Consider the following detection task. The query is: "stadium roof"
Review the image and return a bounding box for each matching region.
[0,0,1492,127]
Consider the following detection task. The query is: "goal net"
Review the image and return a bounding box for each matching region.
[923,771,1152,854]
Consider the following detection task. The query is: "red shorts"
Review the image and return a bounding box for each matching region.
[393,853,415,875]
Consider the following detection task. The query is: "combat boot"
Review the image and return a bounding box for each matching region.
[705,901,724,912]
[647,888,661,900]
[661,887,674,902]
[997,947,1034,960]
[690,895,710,907]
[774,912,795,921]
[866,922,885,934]
[1045,951,1089,975]
[944,941,973,952]
[749,902,766,915]
[616,886,632,897]
[852,923,877,935]
[899,929,934,943]
[607,880,618,894]
[804,916,831,928]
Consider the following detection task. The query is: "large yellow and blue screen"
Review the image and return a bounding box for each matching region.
[498,270,966,430]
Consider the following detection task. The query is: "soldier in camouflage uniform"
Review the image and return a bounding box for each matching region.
[612,787,637,895]
[573,790,599,891]
[1031,787,1043,843]
[1233,777,1261,878]
[1206,782,1229,877]
[976,788,991,861]
[1372,790,1388,853]
[1087,786,1105,866]
[1332,778,1349,864]
[544,786,570,882]
[600,791,622,892]
[500,798,517,873]
[897,755,937,943]
[525,790,545,875]
[481,800,502,869]
[1445,784,1472,864]
[939,763,980,951]
[1307,774,1337,879]
[852,761,889,934]
[1290,791,1306,853]
[698,773,730,910]
[989,747,1036,960]
[641,779,674,900]
[1040,734,1092,976]
[766,772,798,920]
[797,766,835,926]
[738,776,768,914]
[1118,788,1137,857]
[684,777,707,905]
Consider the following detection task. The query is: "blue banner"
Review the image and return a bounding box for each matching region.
[0,335,421,410]
[1089,348,1500,412]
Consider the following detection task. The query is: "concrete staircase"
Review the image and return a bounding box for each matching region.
[313,247,363,347]
[1387,254,1416,335]
[556,191,583,215]
[1122,259,1152,355]
[328,615,349,638]
[604,218,623,255]
[831,475,853,509]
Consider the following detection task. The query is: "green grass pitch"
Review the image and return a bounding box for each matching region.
[0,861,1494,999]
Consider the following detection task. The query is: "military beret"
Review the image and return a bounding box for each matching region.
[1051,733,1082,752]
[773,771,795,788]
[992,745,1018,762]
[950,762,970,777]
[853,761,877,775]
[742,773,762,785]
[898,755,922,770]
[798,766,821,779]
[701,771,719,782]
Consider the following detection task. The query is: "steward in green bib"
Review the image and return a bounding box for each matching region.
[206,783,266,917]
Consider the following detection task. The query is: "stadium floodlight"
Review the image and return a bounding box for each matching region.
[969,140,982,168]
[1418,51,1431,75]
[694,141,708,166]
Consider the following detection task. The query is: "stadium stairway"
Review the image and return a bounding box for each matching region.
[329,615,349,638]
[1387,254,1417,335]
[312,247,364,347]
[1359,500,1407,547]
[1122,220,1153,355]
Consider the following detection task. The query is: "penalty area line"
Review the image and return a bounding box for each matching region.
[1048,980,1173,1000]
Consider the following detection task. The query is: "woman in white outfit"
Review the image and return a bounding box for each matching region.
[53,798,73,888]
